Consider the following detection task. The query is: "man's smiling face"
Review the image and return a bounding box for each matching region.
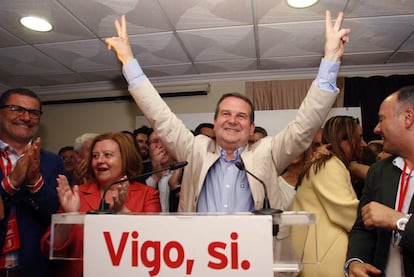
[0,94,40,145]
[214,96,255,150]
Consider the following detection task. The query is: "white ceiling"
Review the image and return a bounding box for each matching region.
[0,0,413,100]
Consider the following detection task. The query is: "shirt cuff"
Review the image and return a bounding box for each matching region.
[26,175,44,193]
[123,59,148,90]
[2,176,20,194]
[344,258,364,277]
[313,58,341,93]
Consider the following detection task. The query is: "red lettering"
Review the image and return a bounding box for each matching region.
[163,241,184,268]
[131,231,139,266]
[103,231,129,266]
[103,230,195,274]
[141,241,161,276]
[231,232,238,269]
[186,259,194,275]
[207,241,227,269]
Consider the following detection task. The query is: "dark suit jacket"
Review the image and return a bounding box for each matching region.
[0,149,64,277]
[347,156,414,276]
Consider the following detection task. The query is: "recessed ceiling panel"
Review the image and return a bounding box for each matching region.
[129,33,191,66]
[0,70,33,88]
[0,46,72,74]
[143,63,197,78]
[159,0,252,29]
[178,26,255,62]
[0,0,95,44]
[0,27,26,47]
[341,52,393,66]
[58,0,172,36]
[345,16,414,53]
[345,0,414,17]
[389,51,414,64]
[195,59,257,74]
[27,72,89,87]
[259,21,325,58]
[401,33,414,50]
[37,39,119,72]
[80,70,124,83]
[261,56,322,70]
[256,0,345,24]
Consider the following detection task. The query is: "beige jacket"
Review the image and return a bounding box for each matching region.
[129,79,337,213]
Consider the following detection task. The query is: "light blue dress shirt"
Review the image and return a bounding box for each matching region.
[196,146,254,212]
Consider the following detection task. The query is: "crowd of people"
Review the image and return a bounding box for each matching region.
[0,9,411,277]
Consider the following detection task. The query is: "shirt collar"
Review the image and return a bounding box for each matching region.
[0,138,32,156]
[0,139,13,154]
[218,145,246,162]
[393,156,412,173]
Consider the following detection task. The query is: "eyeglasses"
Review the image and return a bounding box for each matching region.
[0,104,43,119]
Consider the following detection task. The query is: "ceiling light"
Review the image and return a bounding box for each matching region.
[286,0,319,8]
[20,16,53,32]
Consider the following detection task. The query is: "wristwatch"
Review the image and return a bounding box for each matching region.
[396,214,412,233]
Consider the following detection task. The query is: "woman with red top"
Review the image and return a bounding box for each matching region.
[41,132,161,276]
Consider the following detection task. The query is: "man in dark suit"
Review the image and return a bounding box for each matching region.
[346,85,414,277]
[0,88,64,276]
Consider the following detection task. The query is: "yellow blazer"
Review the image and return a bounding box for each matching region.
[291,156,359,277]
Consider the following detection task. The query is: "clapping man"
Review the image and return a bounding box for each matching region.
[0,88,64,276]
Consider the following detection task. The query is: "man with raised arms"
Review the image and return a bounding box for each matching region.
[105,11,350,214]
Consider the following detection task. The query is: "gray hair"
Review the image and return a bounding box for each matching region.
[73,133,98,152]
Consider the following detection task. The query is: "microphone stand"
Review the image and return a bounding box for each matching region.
[87,161,188,214]
[235,161,282,236]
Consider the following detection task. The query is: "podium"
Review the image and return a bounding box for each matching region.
[50,212,315,276]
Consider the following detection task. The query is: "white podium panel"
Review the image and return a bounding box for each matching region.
[84,214,273,277]
[50,212,315,276]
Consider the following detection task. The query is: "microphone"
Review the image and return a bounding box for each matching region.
[87,161,188,214]
[235,161,282,236]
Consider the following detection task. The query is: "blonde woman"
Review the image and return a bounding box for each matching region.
[291,116,366,277]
